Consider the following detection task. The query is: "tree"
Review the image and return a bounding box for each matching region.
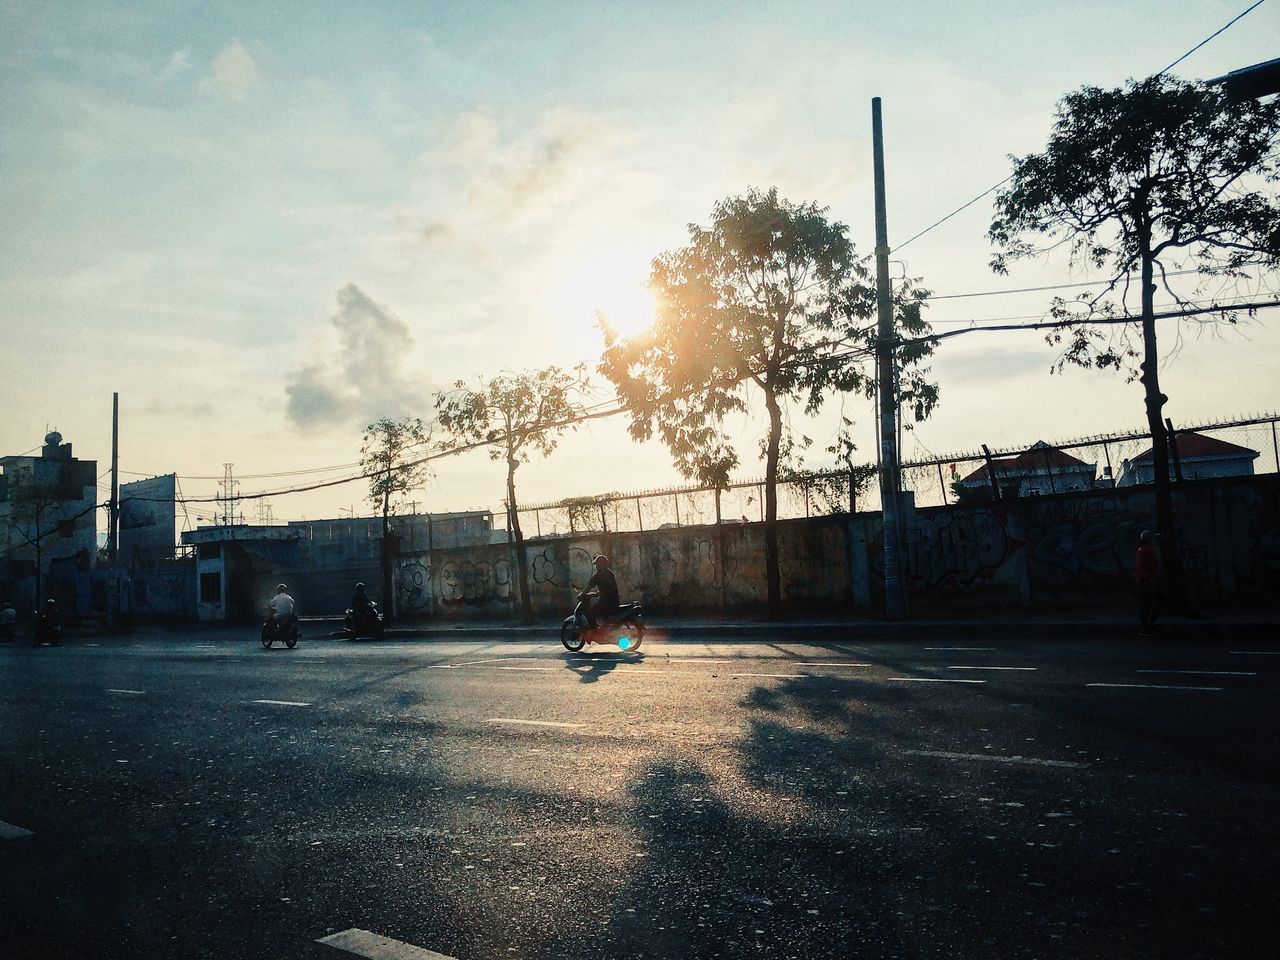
[600,187,937,618]
[989,76,1280,603]
[434,366,589,620]
[360,417,432,620]
[2,476,71,609]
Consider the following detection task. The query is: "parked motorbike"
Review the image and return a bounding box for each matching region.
[343,602,384,640]
[35,617,61,646]
[260,616,300,649]
[561,601,645,653]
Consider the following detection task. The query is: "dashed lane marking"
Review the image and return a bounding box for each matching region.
[730,672,806,679]
[1229,650,1280,656]
[946,666,1037,671]
[318,928,457,960]
[889,677,987,684]
[905,749,1088,770]
[1136,669,1256,676]
[0,820,34,840]
[924,646,994,651]
[249,699,312,707]
[457,657,541,666]
[1086,683,1223,692]
[670,659,729,664]
[486,718,584,729]
[106,689,145,695]
[793,662,872,668]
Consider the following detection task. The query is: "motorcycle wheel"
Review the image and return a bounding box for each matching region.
[284,630,298,649]
[628,621,645,651]
[561,619,585,652]
[260,625,273,649]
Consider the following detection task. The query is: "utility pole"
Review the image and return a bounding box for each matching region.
[108,392,120,564]
[218,464,239,526]
[872,96,906,618]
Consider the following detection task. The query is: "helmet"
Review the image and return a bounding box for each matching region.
[355,582,365,590]
[276,583,288,592]
[592,554,609,567]
[1139,530,1157,542]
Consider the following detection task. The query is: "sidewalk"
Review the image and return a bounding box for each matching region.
[295,606,1280,642]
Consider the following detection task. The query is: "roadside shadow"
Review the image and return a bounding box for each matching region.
[563,649,646,684]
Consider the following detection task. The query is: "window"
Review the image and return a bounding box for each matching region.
[200,572,222,604]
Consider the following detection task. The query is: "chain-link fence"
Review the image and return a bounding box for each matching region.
[508,413,1280,537]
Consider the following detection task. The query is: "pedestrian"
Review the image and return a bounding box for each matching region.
[1136,530,1162,637]
[0,600,16,642]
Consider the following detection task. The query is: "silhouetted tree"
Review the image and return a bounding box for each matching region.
[601,187,937,618]
[434,366,589,620]
[990,76,1280,602]
[360,416,432,619]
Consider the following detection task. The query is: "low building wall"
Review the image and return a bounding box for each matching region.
[395,474,1280,619]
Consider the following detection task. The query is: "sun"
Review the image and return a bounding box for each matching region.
[557,250,657,343]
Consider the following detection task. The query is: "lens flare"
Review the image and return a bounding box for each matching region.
[618,637,632,650]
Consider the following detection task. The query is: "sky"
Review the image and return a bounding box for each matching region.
[2,0,1278,527]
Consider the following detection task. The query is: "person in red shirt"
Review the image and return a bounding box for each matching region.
[1135,530,1161,637]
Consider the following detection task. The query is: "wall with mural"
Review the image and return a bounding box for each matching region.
[394,474,1280,619]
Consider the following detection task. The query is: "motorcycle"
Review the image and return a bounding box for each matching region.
[35,617,61,647]
[561,601,645,653]
[343,602,384,640]
[261,616,300,649]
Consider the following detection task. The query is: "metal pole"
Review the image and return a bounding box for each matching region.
[937,463,948,505]
[872,96,905,618]
[1272,420,1279,474]
[109,392,119,564]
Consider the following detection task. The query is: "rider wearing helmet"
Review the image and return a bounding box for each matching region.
[578,555,619,629]
[351,581,372,613]
[269,583,296,625]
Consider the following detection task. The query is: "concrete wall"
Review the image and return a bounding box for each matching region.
[395,474,1280,619]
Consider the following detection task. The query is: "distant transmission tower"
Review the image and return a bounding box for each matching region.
[255,500,275,525]
[218,463,241,526]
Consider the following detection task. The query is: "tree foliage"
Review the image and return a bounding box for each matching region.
[989,76,1280,374]
[434,365,589,618]
[600,187,937,615]
[360,417,432,519]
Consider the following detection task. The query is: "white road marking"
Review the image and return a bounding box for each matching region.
[249,699,312,707]
[495,666,557,672]
[670,658,729,664]
[794,662,872,668]
[1229,650,1280,656]
[318,927,457,960]
[888,677,987,684]
[0,820,35,840]
[486,718,584,729]
[905,749,1088,770]
[106,689,145,695]
[1136,669,1255,676]
[457,657,541,666]
[730,672,806,679]
[924,646,994,651]
[946,666,1037,671]
[1086,683,1223,692]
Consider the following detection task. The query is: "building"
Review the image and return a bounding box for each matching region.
[0,432,99,611]
[953,441,1097,501]
[1119,432,1260,486]
[180,510,497,621]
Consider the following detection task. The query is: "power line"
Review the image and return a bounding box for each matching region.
[893,1,1268,252]
[1156,0,1268,77]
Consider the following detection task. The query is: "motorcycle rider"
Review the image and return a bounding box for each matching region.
[269,583,296,634]
[1,600,17,642]
[578,554,619,630]
[351,581,373,615]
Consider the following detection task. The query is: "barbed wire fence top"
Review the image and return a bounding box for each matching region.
[506,412,1280,536]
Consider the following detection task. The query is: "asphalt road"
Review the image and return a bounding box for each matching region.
[1,627,1278,960]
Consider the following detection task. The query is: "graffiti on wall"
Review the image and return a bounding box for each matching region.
[398,560,432,612]
[436,558,513,606]
[904,509,1014,589]
[532,544,596,592]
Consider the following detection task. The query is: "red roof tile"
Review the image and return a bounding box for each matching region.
[1131,431,1258,461]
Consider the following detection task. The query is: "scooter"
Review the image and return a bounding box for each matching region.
[343,602,384,640]
[261,615,300,649]
[561,601,645,653]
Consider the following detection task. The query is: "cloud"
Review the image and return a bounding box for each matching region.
[160,48,192,81]
[285,284,431,429]
[201,39,259,99]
